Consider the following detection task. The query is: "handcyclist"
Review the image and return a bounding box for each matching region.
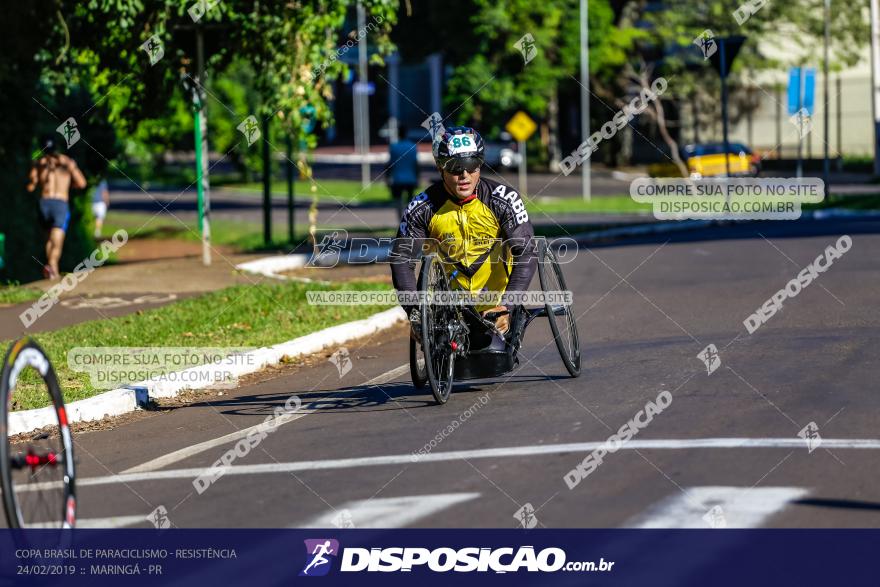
[390,126,537,348]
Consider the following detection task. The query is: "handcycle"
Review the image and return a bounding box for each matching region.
[0,337,76,528]
[410,240,580,404]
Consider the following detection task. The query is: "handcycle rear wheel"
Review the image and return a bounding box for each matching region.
[419,255,457,404]
[0,338,76,528]
[538,241,581,377]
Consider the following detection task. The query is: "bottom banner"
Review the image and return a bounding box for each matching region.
[0,529,876,586]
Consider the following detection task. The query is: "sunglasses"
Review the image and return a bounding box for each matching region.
[442,157,483,175]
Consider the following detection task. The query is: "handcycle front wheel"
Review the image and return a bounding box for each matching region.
[538,241,581,377]
[409,338,427,390]
[0,338,76,528]
[419,255,457,404]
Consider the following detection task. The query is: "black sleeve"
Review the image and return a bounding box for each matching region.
[503,220,538,305]
[390,193,431,315]
[484,183,537,306]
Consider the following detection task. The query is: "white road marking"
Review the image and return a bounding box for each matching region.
[121,363,410,475]
[297,493,480,528]
[25,515,147,529]
[75,515,150,529]
[363,364,410,386]
[626,486,809,529]
[22,437,880,491]
[120,411,312,475]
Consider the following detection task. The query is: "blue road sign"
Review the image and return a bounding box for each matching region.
[803,68,815,115]
[788,67,816,116]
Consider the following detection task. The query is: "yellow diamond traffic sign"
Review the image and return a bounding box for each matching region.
[505,111,537,143]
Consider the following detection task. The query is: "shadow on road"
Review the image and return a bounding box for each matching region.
[163,373,571,417]
[794,497,880,512]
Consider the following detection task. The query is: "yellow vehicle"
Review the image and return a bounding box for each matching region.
[649,143,761,178]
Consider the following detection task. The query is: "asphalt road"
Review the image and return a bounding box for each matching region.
[107,167,648,233]
[12,217,880,530]
[108,191,651,234]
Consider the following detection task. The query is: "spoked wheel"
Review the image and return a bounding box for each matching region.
[0,338,76,528]
[419,255,458,404]
[538,241,581,377]
[409,338,427,389]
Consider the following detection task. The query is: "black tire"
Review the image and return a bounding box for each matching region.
[409,257,430,390]
[0,338,76,528]
[538,242,581,377]
[409,338,427,389]
[419,255,456,404]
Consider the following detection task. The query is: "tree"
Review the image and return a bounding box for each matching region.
[598,0,871,174]
[0,0,400,281]
[428,0,638,172]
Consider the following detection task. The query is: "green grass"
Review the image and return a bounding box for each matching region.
[811,193,880,210]
[102,211,394,252]
[225,181,652,214]
[0,283,43,306]
[223,179,394,204]
[5,280,393,410]
[527,194,652,215]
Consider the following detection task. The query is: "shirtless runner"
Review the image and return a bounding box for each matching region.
[26,136,87,279]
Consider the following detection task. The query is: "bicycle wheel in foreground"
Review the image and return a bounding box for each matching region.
[420,255,457,404]
[538,242,581,377]
[0,338,76,528]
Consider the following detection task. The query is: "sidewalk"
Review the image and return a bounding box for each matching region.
[1,238,395,339]
[0,249,265,337]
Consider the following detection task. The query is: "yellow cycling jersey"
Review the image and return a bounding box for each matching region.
[390,177,536,312]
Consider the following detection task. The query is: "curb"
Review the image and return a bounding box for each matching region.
[9,307,406,436]
[569,219,714,243]
[567,206,880,244]
[235,254,309,280]
[804,208,880,220]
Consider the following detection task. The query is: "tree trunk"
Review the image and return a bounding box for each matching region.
[650,97,689,178]
[547,90,562,173]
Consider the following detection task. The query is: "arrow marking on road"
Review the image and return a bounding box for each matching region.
[626,486,809,528]
[296,493,481,529]
[121,363,410,475]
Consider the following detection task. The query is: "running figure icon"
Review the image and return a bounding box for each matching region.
[300,539,339,576]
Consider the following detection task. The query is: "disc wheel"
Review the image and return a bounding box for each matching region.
[537,242,581,377]
[419,255,456,404]
[0,338,76,528]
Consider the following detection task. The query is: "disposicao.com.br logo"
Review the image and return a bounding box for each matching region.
[299,541,614,576]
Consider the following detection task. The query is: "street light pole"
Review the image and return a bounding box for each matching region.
[356,2,370,188]
[195,26,211,266]
[871,0,880,176]
[823,0,831,189]
[580,0,590,201]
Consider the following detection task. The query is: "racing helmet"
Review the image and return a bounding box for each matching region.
[433,126,485,173]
